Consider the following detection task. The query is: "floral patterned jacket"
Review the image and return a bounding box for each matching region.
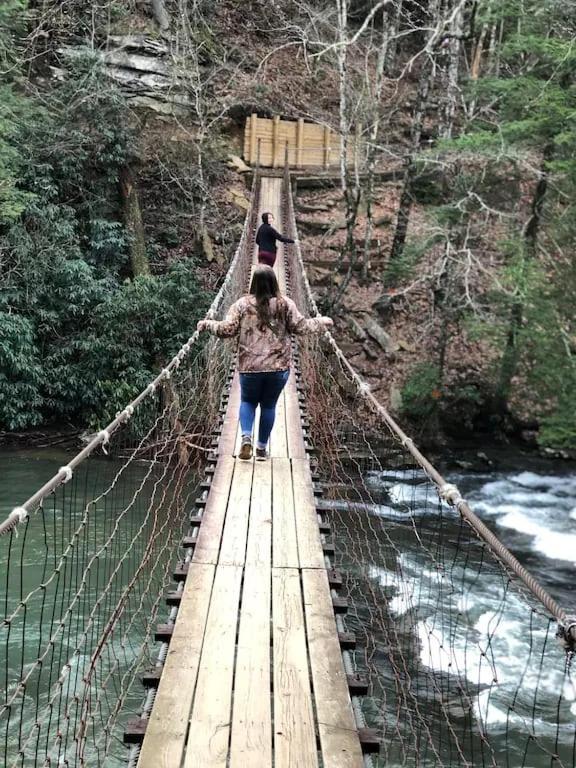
[204,295,325,372]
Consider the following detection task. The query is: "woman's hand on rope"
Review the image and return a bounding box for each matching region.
[196,319,210,332]
[319,316,334,328]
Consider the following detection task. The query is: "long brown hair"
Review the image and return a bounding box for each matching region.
[249,266,284,330]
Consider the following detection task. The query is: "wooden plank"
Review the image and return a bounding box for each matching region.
[230,564,272,767]
[184,564,243,768]
[219,459,253,565]
[270,391,288,458]
[272,458,298,568]
[272,115,280,168]
[245,460,272,567]
[250,113,258,164]
[137,563,216,768]
[285,375,306,459]
[324,126,331,169]
[291,458,325,569]
[302,568,364,768]
[193,456,235,565]
[297,118,304,168]
[219,373,240,455]
[272,569,318,768]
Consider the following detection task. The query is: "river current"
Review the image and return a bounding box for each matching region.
[1,449,575,766]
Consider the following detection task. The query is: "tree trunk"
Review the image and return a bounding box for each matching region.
[150,0,170,32]
[328,0,362,311]
[383,0,402,75]
[440,2,465,138]
[119,166,151,278]
[362,6,394,281]
[389,64,433,263]
[495,144,553,406]
[388,0,440,265]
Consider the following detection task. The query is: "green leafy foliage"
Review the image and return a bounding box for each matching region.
[400,363,442,422]
[0,54,209,431]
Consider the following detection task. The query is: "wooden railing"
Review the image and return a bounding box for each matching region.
[243,113,359,169]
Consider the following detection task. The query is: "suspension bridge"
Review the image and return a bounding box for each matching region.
[1,170,575,768]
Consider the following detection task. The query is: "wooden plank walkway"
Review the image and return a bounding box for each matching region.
[137,177,363,768]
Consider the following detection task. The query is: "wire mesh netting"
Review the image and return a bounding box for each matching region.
[0,178,260,768]
[283,172,576,768]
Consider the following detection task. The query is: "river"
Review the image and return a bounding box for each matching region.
[1,448,575,767]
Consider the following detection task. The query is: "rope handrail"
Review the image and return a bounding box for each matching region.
[0,173,260,537]
[282,168,576,641]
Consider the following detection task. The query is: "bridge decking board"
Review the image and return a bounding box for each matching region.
[230,564,273,768]
[219,371,241,455]
[270,390,289,457]
[137,176,363,768]
[272,458,299,569]
[136,562,215,768]
[183,564,243,768]
[302,568,365,767]
[218,458,253,566]
[245,460,273,568]
[192,455,235,565]
[285,374,307,459]
[272,568,319,768]
[292,458,326,570]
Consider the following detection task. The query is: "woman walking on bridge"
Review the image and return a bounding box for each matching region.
[255,212,294,268]
[198,266,332,460]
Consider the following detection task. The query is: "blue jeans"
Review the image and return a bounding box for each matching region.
[239,370,290,448]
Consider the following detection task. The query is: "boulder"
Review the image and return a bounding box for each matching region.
[201,228,218,264]
[348,317,367,342]
[363,315,398,354]
[296,216,346,235]
[373,291,400,319]
[227,155,250,173]
[390,386,403,412]
[296,200,337,213]
[229,189,250,211]
[363,343,379,360]
[372,214,393,227]
[397,339,415,353]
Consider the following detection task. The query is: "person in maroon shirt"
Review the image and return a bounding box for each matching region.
[255,212,294,268]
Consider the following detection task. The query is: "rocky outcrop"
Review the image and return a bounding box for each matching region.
[57,36,192,114]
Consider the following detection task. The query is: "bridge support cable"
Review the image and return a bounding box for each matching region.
[0,177,261,767]
[282,167,576,768]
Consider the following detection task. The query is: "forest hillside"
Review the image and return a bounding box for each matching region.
[1,0,575,453]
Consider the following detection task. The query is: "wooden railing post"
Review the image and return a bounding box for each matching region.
[297,118,304,169]
[272,115,280,168]
[250,113,258,165]
[323,126,330,169]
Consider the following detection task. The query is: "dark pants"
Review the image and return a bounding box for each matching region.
[258,250,277,268]
[239,370,289,447]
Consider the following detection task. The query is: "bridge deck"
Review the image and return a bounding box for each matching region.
[137,178,363,768]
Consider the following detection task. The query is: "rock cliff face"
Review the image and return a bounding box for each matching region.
[57,35,191,114]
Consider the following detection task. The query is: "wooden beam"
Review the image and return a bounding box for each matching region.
[323,126,331,169]
[138,563,216,767]
[297,118,304,168]
[230,564,272,767]
[250,113,258,164]
[272,115,280,169]
[302,568,364,767]
[272,458,298,568]
[272,569,318,768]
[193,456,235,565]
[184,565,243,768]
